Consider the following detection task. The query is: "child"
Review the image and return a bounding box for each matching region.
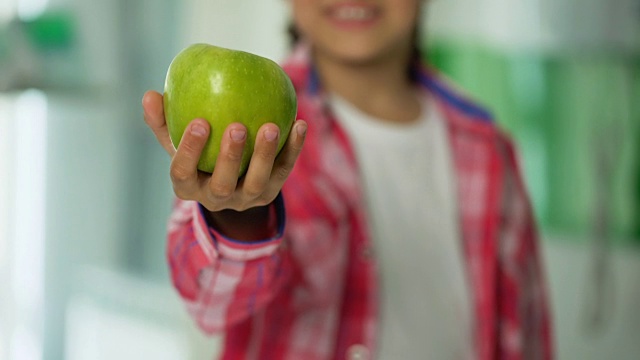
[142,0,553,358]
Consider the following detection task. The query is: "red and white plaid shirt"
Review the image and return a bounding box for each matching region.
[166,47,553,360]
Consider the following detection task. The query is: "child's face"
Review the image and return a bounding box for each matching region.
[291,0,422,65]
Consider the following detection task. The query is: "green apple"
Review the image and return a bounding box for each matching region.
[163,43,297,175]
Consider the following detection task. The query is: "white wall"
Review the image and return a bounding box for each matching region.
[427,0,640,53]
[543,238,640,359]
[181,0,290,62]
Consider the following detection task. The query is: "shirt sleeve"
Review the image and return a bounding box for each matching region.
[497,135,554,359]
[166,193,292,334]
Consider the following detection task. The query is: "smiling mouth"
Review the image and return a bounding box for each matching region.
[336,6,374,20]
[326,4,380,22]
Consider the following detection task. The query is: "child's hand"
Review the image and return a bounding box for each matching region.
[142,90,306,212]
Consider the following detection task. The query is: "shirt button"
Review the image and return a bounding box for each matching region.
[360,246,374,261]
[347,344,370,360]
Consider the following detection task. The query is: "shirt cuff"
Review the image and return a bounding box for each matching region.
[192,193,286,262]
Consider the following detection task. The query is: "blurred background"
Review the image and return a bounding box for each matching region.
[0,0,638,359]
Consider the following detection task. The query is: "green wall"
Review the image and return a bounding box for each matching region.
[427,40,639,243]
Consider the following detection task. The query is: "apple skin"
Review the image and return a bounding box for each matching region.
[163,43,297,175]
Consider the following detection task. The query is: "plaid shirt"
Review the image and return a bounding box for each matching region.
[166,47,553,360]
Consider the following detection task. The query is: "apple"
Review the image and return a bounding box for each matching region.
[163,43,297,176]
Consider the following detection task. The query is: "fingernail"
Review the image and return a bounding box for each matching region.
[191,124,207,137]
[264,129,278,142]
[296,123,307,136]
[230,129,246,142]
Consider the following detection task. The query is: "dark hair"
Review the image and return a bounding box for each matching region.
[287,22,302,47]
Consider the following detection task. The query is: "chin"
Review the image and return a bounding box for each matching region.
[316,41,397,66]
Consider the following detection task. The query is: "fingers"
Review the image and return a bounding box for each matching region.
[170,119,211,199]
[167,118,307,212]
[209,120,305,211]
[270,120,307,185]
[142,90,176,156]
[207,123,248,203]
[241,123,282,202]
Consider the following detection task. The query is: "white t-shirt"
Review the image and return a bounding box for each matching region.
[329,93,474,359]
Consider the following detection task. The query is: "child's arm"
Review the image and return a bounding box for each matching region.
[166,196,291,333]
[142,90,306,332]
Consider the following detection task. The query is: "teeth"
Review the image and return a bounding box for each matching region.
[335,7,372,20]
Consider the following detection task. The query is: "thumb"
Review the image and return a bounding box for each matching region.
[142,90,176,156]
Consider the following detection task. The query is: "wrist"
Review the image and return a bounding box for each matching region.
[202,199,279,242]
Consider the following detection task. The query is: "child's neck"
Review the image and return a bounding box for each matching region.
[314,49,422,124]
